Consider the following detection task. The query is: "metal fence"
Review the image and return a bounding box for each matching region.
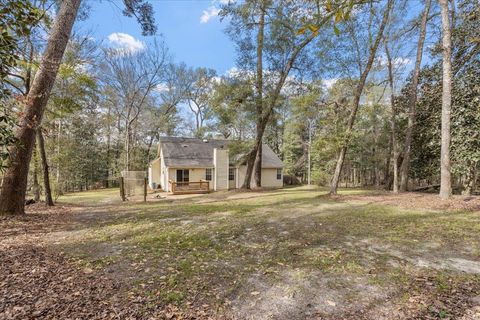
[120,171,147,199]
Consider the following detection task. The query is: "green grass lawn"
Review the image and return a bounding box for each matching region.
[59,188,121,205]
[53,186,480,319]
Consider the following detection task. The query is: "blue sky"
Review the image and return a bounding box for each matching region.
[78,0,235,74]
[75,0,432,92]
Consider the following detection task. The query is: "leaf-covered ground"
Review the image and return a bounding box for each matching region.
[1,186,480,319]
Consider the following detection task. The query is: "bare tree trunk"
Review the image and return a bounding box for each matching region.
[37,129,54,206]
[373,121,379,187]
[115,112,122,174]
[253,143,263,187]
[195,110,200,131]
[188,100,202,132]
[242,120,267,189]
[55,120,62,194]
[329,0,394,195]
[461,161,476,196]
[439,0,452,200]
[472,164,478,194]
[241,150,256,189]
[399,0,431,191]
[0,0,81,215]
[253,2,266,188]
[125,121,130,171]
[105,105,112,188]
[384,40,399,193]
[384,132,392,187]
[32,148,40,202]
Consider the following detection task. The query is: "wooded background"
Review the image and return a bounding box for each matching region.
[0,0,479,214]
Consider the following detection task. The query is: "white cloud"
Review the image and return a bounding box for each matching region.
[323,78,338,89]
[74,63,88,73]
[393,57,412,66]
[107,32,145,53]
[200,6,221,23]
[377,56,411,68]
[212,76,222,84]
[200,0,235,24]
[225,66,240,77]
[224,67,255,80]
[155,83,170,93]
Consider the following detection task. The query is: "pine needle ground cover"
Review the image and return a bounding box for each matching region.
[1,186,479,319]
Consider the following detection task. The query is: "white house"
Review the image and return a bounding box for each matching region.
[148,137,283,193]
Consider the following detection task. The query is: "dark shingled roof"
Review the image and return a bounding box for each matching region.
[159,136,283,168]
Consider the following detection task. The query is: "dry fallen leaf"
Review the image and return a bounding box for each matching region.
[326,300,336,307]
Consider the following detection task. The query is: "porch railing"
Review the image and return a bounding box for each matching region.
[169,180,210,195]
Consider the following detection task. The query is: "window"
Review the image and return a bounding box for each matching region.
[229,168,235,181]
[276,168,282,180]
[205,168,212,181]
[176,169,189,182]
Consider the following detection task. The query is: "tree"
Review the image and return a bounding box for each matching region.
[384,39,399,192]
[329,0,394,194]
[438,0,452,199]
[451,63,480,195]
[222,0,353,189]
[398,0,431,191]
[160,63,192,121]
[0,0,41,171]
[0,0,82,215]
[37,128,54,205]
[392,0,479,194]
[209,75,256,139]
[0,0,158,214]
[47,35,99,196]
[32,148,40,201]
[186,67,217,136]
[101,41,167,171]
[252,0,266,187]
[282,84,322,183]
[1,0,55,202]
[0,110,17,172]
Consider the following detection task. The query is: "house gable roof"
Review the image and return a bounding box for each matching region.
[158,136,283,168]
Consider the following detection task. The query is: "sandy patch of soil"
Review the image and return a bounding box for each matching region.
[230,269,389,320]
[356,239,480,275]
[332,192,480,212]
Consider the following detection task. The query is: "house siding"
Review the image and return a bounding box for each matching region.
[236,166,283,188]
[148,157,161,190]
[260,168,283,187]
